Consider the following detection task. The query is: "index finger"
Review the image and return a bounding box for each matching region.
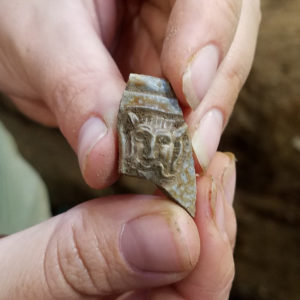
[161,0,242,107]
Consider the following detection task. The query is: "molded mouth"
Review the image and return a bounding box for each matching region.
[137,160,176,179]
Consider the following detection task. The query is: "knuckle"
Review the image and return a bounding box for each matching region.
[213,251,235,295]
[219,265,235,298]
[197,244,235,297]
[223,58,248,93]
[67,209,119,296]
[217,0,243,26]
[221,256,235,288]
[44,216,98,297]
[44,210,122,298]
[72,208,131,296]
[43,229,84,298]
[47,69,100,134]
[49,74,88,128]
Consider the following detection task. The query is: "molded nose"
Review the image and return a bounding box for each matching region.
[145,138,156,159]
[148,149,155,159]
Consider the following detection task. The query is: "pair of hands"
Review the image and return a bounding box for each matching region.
[0,0,261,299]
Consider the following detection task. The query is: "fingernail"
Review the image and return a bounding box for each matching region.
[120,291,149,300]
[121,213,199,273]
[209,179,227,240]
[222,153,237,205]
[183,44,219,110]
[192,109,223,170]
[77,117,108,173]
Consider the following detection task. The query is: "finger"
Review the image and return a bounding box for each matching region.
[125,167,236,300]
[206,152,236,206]
[0,1,125,188]
[175,175,235,298]
[0,195,200,299]
[162,0,261,170]
[9,95,58,127]
[206,152,237,249]
[161,0,242,106]
[112,1,171,78]
[188,0,261,170]
[38,8,125,189]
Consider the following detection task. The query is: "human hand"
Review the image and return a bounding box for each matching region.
[0,152,236,299]
[0,0,261,187]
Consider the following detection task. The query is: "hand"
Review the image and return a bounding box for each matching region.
[0,0,261,187]
[0,152,237,299]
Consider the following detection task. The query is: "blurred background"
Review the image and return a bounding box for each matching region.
[0,1,299,299]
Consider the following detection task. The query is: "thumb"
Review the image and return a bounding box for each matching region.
[7,1,126,188]
[44,53,125,189]
[40,41,125,189]
[0,195,199,299]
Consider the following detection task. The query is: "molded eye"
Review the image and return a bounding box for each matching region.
[157,135,171,145]
[134,130,145,141]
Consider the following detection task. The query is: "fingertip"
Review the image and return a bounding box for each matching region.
[78,117,108,170]
[182,44,220,110]
[161,0,241,106]
[206,152,233,179]
[79,127,119,188]
[206,152,236,206]
[176,209,200,270]
[120,206,200,275]
[191,109,224,170]
[176,173,235,299]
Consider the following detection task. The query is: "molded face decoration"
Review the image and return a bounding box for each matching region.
[127,111,188,180]
[118,74,197,216]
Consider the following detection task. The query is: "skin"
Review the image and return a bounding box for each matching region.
[0,1,261,299]
[0,0,261,186]
[0,152,237,299]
